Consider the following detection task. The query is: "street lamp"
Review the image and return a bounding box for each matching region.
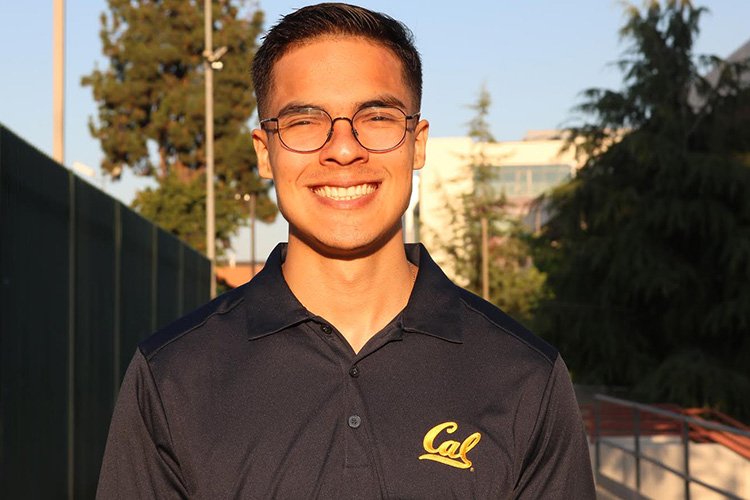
[203,0,227,298]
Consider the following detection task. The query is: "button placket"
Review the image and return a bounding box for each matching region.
[347,365,361,429]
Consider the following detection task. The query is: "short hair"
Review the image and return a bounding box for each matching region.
[252,3,422,119]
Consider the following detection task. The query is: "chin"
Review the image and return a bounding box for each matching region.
[291,221,403,260]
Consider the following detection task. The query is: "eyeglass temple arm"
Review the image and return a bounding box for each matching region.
[259,118,279,131]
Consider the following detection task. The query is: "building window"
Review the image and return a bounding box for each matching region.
[492,164,572,198]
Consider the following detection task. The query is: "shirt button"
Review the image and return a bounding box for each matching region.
[348,415,362,429]
[320,324,332,334]
[349,365,360,378]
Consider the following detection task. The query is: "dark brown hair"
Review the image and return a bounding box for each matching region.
[252,3,422,119]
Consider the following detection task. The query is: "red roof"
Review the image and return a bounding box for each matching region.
[216,263,264,289]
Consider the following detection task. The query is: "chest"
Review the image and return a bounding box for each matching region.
[160,329,541,499]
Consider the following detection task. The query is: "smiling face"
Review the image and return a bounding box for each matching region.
[252,36,429,258]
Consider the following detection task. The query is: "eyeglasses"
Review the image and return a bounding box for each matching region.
[260,106,421,153]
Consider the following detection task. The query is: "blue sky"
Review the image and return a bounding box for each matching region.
[1,0,748,259]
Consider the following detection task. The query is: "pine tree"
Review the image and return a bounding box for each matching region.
[82,0,276,254]
[536,1,750,419]
[434,86,548,325]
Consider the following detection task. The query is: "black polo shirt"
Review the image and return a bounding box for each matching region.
[97,244,595,499]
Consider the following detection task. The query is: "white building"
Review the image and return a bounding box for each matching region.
[416,131,584,279]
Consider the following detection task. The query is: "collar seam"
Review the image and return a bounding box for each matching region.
[400,327,463,343]
[247,315,312,340]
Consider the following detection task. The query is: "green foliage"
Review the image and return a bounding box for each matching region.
[535,1,750,420]
[82,0,276,254]
[466,83,496,144]
[132,169,275,254]
[435,86,548,326]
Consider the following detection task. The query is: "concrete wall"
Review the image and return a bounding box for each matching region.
[592,436,750,499]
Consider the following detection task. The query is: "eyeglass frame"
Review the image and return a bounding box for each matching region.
[259,106,421,153]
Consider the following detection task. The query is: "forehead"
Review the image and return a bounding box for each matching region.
[266,36,412,114]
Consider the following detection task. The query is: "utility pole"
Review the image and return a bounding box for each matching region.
[235,192,257,274]
[481,216,489,301]
[203,0,227,298]
[249,192,256,271]
[53,0,64,164]
[204,0,216,298]
[54,5,72,497]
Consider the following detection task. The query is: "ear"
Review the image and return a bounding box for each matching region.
[412,119,429,171]
[252,128,273,179]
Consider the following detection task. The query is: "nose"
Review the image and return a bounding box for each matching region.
[320,117,367,165]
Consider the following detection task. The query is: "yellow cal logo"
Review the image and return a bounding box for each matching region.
[419,421,481,469]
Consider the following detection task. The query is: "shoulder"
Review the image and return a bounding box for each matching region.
[406,243,559,370]
[456,286,559,368]
[138,285,247,361]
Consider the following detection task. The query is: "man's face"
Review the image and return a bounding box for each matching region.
[252,36,429,257]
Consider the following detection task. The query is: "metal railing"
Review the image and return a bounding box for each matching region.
[593,394,750,500]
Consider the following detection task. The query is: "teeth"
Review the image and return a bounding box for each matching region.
[313,183,377,200]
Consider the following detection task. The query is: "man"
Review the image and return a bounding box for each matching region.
[97,3,596,499]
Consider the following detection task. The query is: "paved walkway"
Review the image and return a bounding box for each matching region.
[596,484,621,500]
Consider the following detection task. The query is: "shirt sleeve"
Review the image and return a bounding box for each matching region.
[96,349,189,499]
[512,355,596,499]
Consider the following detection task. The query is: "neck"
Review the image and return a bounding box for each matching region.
[282,232,416,354]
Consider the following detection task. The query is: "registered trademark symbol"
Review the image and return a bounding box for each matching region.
[470,467,475,472]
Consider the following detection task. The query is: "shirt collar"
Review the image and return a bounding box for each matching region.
[401,243,464,343]
[239,243,464,344]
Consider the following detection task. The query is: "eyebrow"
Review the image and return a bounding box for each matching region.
[273,94,410,118]
[274,101,318,118]
[354,95,408,111]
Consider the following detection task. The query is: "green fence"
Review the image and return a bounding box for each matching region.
[0,124,211,499]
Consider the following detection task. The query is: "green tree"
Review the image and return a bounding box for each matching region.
[83,0,276,254]
[435,86,548,325]
[536,1,750,419]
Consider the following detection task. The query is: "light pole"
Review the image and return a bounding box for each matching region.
[203,0,226,298]
[53,0,64,164]
[481,216,489,301]
[204,0,215,298]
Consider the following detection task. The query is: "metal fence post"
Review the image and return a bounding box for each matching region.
[151,224,158,332]
[634,408,641,496]
[594,399,601,477]
[113,202,122,398]
[683,420,691,500]
[66,171,76,500]
[177,243,185,317]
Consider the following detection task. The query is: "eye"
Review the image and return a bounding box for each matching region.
[358,108,403,124]
[287,119,314,127]
[281,114,325,129]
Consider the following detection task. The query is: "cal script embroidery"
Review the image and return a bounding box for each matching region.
[419,421,481,469]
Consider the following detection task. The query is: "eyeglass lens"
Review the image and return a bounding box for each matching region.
[275,107,409,152]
